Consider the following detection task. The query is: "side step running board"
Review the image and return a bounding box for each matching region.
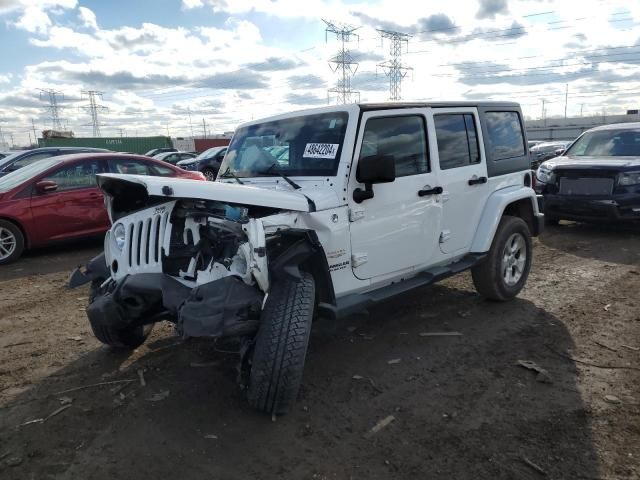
[318,253,486,320]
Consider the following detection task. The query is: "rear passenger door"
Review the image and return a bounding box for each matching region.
[430,108,488,255]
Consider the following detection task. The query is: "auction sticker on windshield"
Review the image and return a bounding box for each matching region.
[303,143,339,159]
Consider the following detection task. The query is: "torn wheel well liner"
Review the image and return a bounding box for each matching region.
[267,229,335,307]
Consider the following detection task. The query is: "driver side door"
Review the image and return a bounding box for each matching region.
[348,109,442,280]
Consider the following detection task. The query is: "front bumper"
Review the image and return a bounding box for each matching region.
[86,272,263,338]
[543,193,640,222]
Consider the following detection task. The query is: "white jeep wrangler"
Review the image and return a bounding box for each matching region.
[70,102,543,415]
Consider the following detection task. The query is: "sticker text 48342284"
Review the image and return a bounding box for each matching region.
[303,143,339,159]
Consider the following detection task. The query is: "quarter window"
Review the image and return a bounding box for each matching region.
[484,111,526,161]
[360,116,429,177]
[435,114,480,170]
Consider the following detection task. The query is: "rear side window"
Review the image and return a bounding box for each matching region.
[484,111,526,161]
[150,164,176,177]
[360,115,429,177]
[434,114,480,170]
[109,158,151,175]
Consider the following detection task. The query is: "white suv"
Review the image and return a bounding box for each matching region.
[70,102,543,415]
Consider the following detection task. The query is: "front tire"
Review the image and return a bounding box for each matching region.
[247,273,315,415]
[88,282,153,349]
[472,216,532,301]
[202,168,217,181]
[0,220,25,265]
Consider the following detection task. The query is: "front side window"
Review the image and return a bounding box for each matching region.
[220,112,349,177]
[435,114,480,170]
[359,115,428,177]
[566,129,640,157]
[41,160,100,191]
[484,111,526,161]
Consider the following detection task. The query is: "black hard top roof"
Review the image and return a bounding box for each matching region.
[359,101,520,111]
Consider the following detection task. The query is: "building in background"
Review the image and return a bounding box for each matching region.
[526,111,640,141]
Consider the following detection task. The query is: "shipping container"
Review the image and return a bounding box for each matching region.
[38,136,172,154]
[194,138,230,153]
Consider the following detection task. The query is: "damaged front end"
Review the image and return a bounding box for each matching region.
[83,196,277,340]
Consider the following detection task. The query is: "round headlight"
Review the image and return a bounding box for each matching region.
[113,223,126,251]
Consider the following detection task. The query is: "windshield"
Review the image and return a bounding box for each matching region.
[0,152,21,168]
[566,129,640,157]
[196,147,225,161]
[0,156,61,193]
[219,112,349,177]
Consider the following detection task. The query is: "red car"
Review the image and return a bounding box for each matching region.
[0,153,204,264]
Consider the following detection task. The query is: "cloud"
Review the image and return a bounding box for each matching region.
[14,6,52,33]
[196,69,270,90]
[351,11,459,37]
[78,6,97,30]
[245,57,303,72]
[33,63,190,89]
[352,49,384,62]
[476,0,509,20]
[285,92,325,106]
[287,74,326,89]
[352,71,388,92]
[467,20,526,43]
[0,92,44,108]
[0,74,12,84]
[416,13,459,36]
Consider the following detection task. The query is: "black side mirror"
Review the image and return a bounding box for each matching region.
[555,148,566,156]
[353,154,396,203]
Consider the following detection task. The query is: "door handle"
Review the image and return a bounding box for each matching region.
[468,176,487,186]
[418,186,443,197]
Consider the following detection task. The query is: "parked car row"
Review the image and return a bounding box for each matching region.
[177,146,227,180]
[0,152,205,264]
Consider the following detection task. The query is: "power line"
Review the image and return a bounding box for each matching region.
[323,19,360,104]
[80,90,108,137]
[39,88,65,130]
[377,30,412,101]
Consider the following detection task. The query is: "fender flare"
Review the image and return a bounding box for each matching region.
[470,186,541,253]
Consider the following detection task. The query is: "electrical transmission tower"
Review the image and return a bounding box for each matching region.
[39,88,65,130]
[377,30,412,101]
[80,90,108,137]
[323,19,360,104]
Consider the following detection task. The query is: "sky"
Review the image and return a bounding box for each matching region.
[0,0,639,145]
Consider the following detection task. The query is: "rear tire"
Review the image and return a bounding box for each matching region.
[247,273,315,415]
[0,220,25,265]
[88,282,153,349]
[472,215,532,301]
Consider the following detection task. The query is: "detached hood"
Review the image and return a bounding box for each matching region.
[96,173,311,212]
[543,156,640,171]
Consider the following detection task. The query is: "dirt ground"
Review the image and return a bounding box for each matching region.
[0,224,638,480]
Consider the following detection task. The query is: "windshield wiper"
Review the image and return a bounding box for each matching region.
[219,167,244,185]
[257,163,301,190]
